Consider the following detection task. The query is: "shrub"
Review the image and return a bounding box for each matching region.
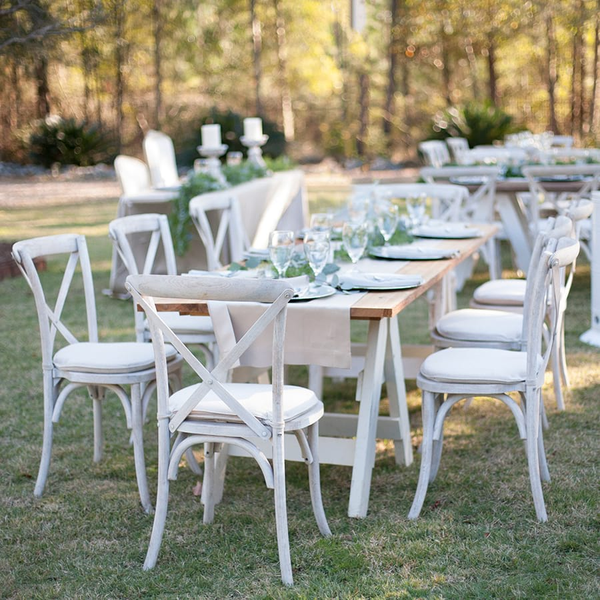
[28,116,114,167]
[431,102,514,147]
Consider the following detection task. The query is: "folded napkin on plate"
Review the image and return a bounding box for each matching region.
[413,222,482,238]
[339,272,423,289]
[374,245,459,260]
[243,247,270,259]
[186,270,309,291]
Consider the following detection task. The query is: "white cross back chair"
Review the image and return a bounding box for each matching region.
[142,129,181,190]
[126,273,331,586]
[432,215,574,411]
[408,236,580,522]
[189,191,250,271]
[12,234,183,513]
[419,140,451,167]
[420,165,502,279]
[108,213,216,369]
[445,137,470,165]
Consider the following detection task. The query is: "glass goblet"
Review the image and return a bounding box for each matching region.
[406,194,427,229]
[309,213,332,233]
[268,230,295,278]
[375,201,399,244]
[342,221,369,271]
[303,229,330,284]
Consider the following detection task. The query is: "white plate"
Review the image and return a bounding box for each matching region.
[290,284,337,302]
[243,248,271,260]
[370,245,459,260]
[338,273,423,291]
[412,224,482,239]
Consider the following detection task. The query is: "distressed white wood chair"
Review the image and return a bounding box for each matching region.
[445,137,470,164]
[409,236,580,522]
[188,191,250,271]
[420,165,502,279]
[432,216,574,411]
[108,213,216,369]
[143,129,181,190]
[521,164,600,239]
[419,140,451,167]
[12,234,183,513]
[126,273,331,586]
[114,155,178,203]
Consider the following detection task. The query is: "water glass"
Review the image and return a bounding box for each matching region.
[406,194,427,228]
[268,230,294,278]
[374,201,399,244]
[303,229,330,279]
[342,221,369,269]
[348,194,371,222]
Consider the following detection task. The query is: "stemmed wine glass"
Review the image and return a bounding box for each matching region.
[406,194,427,230]
[342,221,369,271]
[309,213,332,233]
[375,201,399,245]
[303,229,331,287]
[268,230,295,278]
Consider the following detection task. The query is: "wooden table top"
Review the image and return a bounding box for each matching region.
[149,224,498,321]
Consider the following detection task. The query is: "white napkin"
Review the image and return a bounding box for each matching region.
[338,272,423,289]
[243,247,270,259]
[413,222,482,238]
[373,245,460,260]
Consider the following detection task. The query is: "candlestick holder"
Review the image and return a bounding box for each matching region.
[196,144,229,185]
[240,135,269,168]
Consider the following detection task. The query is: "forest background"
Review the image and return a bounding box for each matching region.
[1,0,600,166]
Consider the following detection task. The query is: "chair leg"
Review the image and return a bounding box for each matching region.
[558,324,570,389]
[525,389,548,522]
[408,390,436,520]
[272,427,293,586]
[538,421,551,482]
[429,394,444,483]
[34,374,56,497]
[131,383,152,514]
[306,423,331,537]
[202,442,216,524]
[144,420,171,570]
[550,343,565,411]
[91,387,104,463]
[211,444,230,505]
[185,448,203,476]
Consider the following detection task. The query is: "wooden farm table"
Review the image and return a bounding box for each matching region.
[149,224,498,518]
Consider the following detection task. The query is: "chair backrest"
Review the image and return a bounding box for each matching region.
[420,165,501,223]
[109,213,178,341]
[352,182,469,222]
[126,274,293,436]
[526,236,580,380]
[419,140,451,168]
[143,130,180,188]
[12,234,98,365]
[445,137,470,164]
[189,191,250,271]
[522,164,600,209]
[114,155,152,197]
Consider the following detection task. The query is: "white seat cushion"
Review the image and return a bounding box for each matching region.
[147,312,214,336]
[472,279,526,306]
[169,382,321,424]
[54,342,177,374]
[420,347,528,384]
[435,309,522,343]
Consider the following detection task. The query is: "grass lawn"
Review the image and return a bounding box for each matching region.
[0,193,599,598]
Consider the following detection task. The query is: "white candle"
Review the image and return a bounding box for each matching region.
[243,117,263,141]
[201,124,222,149]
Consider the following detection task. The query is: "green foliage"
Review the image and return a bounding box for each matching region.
[431,102,515,147]
[221,161,267,186]
[264,155,297,172]
[28,117,114,168]
[169,172,225,256]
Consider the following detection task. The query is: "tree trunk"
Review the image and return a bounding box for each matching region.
[464,37,480,100]
[570,26,581,136]
[34,54,51,118]
[487,35,498,106]
[273,0,294,140]
[383,0,399,139]
[546,10,559,132]
[249,0,263,117]
[356,72,370,157]
[440,21,451,106]
[114,0,126,152]
[11,61,21,128]
[590,0,600,133]
[153,0,163,128]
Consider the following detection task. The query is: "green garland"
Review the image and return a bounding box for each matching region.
[169,161,269,255]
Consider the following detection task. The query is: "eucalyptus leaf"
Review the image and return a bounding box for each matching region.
[245,256,261,269]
